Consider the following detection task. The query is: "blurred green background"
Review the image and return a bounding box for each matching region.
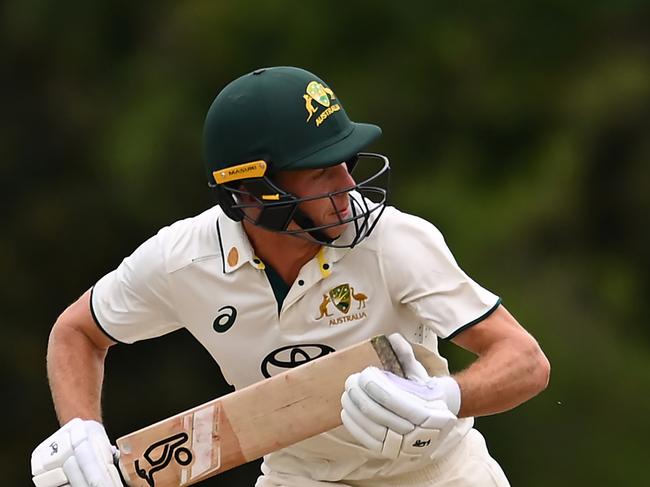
[3,0,649,485]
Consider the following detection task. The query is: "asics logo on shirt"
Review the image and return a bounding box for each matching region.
[212,305,238,333]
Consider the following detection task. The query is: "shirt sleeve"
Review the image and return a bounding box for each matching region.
[90,230,182,344]
[380,209,501,340]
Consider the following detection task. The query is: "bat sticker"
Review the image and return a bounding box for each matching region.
[134,432,193,487]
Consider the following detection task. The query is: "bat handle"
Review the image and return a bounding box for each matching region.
[370,335,406,378]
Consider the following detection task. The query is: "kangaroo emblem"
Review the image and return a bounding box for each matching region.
[303,95,319,122]
[315,294,333,319]
[303,82,336,122]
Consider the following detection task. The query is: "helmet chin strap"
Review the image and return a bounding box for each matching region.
[291,208,336,244]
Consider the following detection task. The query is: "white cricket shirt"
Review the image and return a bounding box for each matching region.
[91,199,500,481]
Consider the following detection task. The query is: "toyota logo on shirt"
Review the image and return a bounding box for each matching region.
[261,344,335,378]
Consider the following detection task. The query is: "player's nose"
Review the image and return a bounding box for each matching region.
[332,162,356,188]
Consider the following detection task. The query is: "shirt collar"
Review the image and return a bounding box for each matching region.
[215,213,353,275]
[216,214,261,273]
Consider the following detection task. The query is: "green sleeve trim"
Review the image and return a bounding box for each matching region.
[89,286,127,345]
[442,297,503,341]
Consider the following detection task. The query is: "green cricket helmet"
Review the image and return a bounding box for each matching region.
[202,66,389,247]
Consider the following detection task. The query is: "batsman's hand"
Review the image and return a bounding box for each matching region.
[31,418,123,487]
[341,334,461,459]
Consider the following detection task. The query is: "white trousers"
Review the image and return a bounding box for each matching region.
[256,429,510,487]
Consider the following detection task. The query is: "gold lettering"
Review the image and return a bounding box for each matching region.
[328,311,367,326]
[315,103,340,127]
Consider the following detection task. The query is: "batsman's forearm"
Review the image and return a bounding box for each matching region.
[47,321,108,425]
[453,339,550,418]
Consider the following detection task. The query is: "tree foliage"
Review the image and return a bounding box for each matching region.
[3,1,649,484]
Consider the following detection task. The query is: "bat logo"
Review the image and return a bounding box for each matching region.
[261,344,335,378]
[134,432,193,487]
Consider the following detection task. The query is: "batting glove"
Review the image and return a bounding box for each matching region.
[31,418,123,487]
[341,334,461,459]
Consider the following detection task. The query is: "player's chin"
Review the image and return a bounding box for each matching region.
[322,220,349,239]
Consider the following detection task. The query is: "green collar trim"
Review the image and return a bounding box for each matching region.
[264,264,290,315]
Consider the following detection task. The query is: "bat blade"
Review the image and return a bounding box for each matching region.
[116,335,403,487]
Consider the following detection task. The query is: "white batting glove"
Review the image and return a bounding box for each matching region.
[341,334,461,459]
[31,418,123,487]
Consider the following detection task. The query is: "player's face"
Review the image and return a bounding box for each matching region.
[274,163,356,238]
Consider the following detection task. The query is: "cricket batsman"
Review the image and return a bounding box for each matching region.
[31,66,550,486]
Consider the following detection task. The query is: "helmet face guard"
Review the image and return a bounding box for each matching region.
[209,152,390,248]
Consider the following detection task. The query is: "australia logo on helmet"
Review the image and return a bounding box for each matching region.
[315,283,368,326]
[303,81,341,127]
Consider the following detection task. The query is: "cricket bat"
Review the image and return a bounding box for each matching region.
[116,335,405,487]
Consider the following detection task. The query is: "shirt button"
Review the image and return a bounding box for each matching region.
[298,280,305,286]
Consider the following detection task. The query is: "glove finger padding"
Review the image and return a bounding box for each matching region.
[340,407,383,453]
[341,393,405,460]
[32,418,122,487]
[69,420,121,487]
[358,368,449,426]
[341,390,388,442]
[32,470,69,487]
[62,456,89,487]
[32,419,78,487]
[341,366,459,460]
[87,425,122,486]
[32,423,75,475]
[346,373,415,434]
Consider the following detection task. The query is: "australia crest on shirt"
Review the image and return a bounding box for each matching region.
[315,283,368,326]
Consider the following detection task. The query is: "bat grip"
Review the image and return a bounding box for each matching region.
[370,335,406,378]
